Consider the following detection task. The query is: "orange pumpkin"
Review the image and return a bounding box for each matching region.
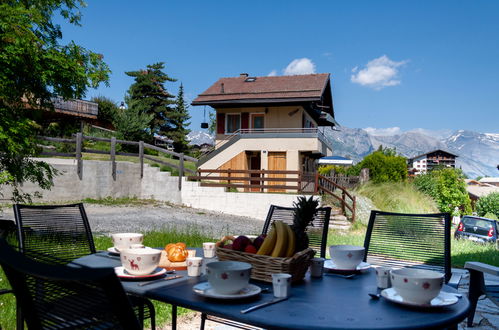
[165,242,188,262]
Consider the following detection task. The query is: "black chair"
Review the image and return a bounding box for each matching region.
[0,238,141,329]
[262,204,332,258]
[200,204,332,330]
[465,261,499,327]
[364,210,459,286]
[13,203,155,329]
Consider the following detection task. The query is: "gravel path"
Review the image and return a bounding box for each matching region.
[1,203,263,239]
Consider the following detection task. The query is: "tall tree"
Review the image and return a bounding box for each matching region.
[125,62,176,138]
[169,84,191,153]
[0,0,110,202]
[113,98,153,143]
[91,96,118,128]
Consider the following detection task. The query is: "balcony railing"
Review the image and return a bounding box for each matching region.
[51,97,98,118]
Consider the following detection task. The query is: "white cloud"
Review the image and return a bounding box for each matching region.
[363,127,402,136]
[283,58,316,75]
[351,55,407,90]
[268,70,277,76]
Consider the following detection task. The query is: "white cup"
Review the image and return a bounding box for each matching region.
[310,258,325,278]
[112,233,143,251]
[272,273,292,298]
[120,248,161,276]
[187,257,203,277]
[329,245,365,270]
[203,242,216,258]
[375,266,391,289]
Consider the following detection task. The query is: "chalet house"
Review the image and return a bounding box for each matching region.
[407,149,458,175]
[191,73,336,175]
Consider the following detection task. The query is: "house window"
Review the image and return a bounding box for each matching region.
[251,114,264,130]
[226,114,240,133]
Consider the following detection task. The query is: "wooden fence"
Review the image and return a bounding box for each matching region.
[188,169,356,222]
[38,133,198,190]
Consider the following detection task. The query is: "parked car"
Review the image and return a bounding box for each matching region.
[454,215,498,244]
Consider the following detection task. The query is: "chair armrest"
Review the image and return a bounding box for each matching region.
[447,273,462,289]
[465,262,499,276]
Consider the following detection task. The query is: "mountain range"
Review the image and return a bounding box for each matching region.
[187,128,499,179]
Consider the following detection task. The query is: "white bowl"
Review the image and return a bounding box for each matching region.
[120,248,161,276]
[112,233,143,251]
[206,261,251,294]
[329,245,365,270]
[390,268,444,304]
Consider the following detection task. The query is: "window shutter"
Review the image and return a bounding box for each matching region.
[241,112,249,129]
[217,113,225,134]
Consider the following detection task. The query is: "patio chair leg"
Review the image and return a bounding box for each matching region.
[200,312,207,330]
[16,301,23,330]
[172,304,177,330]
[467,269,485,327]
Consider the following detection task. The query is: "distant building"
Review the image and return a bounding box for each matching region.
[478,177,499,187]
[407,149,458,175]
[465,179,499,206]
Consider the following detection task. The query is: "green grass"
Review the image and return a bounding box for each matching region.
[356,182,439,213]
[82,196,166,207]
[0,228,214,330]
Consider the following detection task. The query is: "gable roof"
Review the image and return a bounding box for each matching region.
[409,149,459,161]
[192,73,333,110]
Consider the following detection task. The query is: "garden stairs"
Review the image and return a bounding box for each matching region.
[326,206,352,231]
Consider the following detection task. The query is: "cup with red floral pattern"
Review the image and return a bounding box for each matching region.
[187,257,203,277]
[206,261,251,294]
[390,268,444,304]
[111,233,143,251]
[203,242,216,258]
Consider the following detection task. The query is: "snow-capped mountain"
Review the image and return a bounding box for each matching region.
[187,131,214,146]
[324,127,499,178]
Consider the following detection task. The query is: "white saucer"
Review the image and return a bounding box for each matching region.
[114,266,167,279]
[108,247,120,255]
[381,287,459,308]
[193,282,261,299]
[324,260,371,272]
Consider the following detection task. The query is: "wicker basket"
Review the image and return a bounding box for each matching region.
[215,247,315,283]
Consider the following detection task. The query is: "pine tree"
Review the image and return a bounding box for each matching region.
[169,84,191,153]
[125,62,176,139]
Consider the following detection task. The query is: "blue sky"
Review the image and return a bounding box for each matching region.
[59,0,499,135]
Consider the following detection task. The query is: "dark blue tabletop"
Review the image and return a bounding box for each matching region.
[73,250,470,330]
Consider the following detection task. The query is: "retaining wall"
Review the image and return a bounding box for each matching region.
[1,159,310,220]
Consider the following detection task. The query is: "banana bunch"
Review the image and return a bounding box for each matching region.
[256,220,296,257]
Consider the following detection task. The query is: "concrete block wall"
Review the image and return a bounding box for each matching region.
[1,158,315,220]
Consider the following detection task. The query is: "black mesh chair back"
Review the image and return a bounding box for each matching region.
[14,203,96,264]
[261,205,331,258]
[0,238,141,330]
[363,210,451,283]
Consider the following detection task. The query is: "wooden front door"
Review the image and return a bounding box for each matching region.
[249,154,261,192]
[268,152,286,192]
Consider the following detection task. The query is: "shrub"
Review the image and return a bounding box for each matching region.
[354,147,407,184]
[413,168,472,214]
[476,192,499,218]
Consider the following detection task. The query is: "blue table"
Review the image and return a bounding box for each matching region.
[73,251,470,329]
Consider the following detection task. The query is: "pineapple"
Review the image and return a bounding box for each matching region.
[292,196,319,253]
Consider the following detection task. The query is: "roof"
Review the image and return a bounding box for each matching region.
[479,177,499,183]
[192,73,332,112]
[409,149,458,161]
[318,156,353,165]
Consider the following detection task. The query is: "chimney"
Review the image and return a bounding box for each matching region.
[240,73,249,78]
[220,83,225,93]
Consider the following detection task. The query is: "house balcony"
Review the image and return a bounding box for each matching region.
[51,97,99,119]
[200,127,333,168]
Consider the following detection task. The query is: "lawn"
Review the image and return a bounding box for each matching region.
[1,228,497,329]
